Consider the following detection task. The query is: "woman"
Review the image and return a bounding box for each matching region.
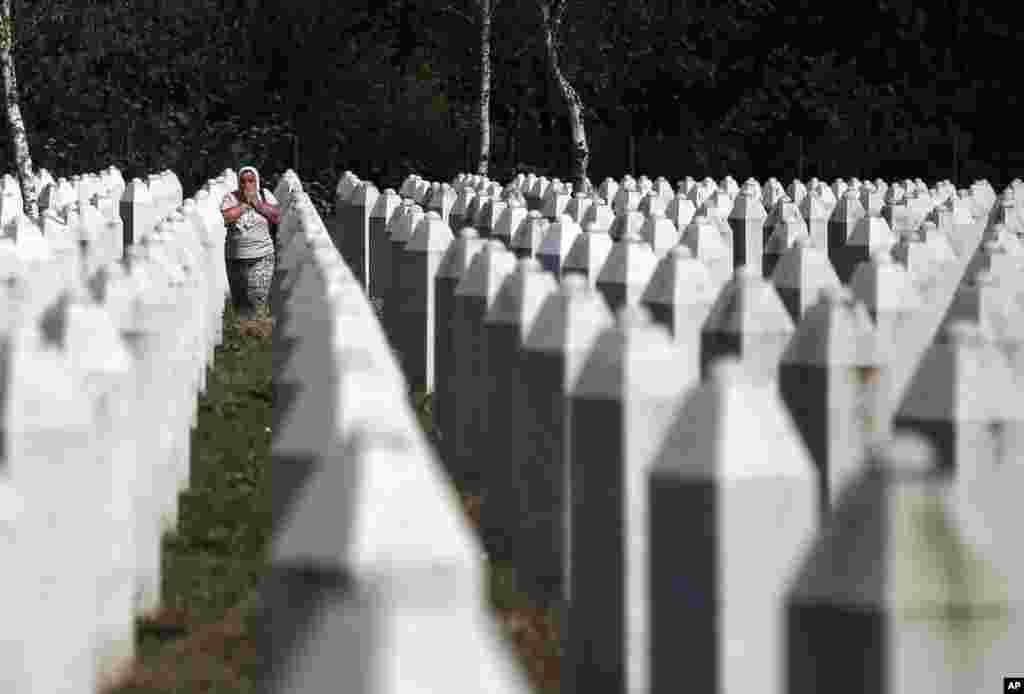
[220,166,281,320]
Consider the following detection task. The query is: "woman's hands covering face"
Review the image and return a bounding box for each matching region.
[241,176,259,205]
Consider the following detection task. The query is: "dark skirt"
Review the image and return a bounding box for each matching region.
[226,251,275,320]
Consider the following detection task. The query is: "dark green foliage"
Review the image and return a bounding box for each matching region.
[4,0,1021,192]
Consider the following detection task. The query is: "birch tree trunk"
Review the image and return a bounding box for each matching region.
[0,0,38,219]
[477,0,491,175]
[538,0,589,189]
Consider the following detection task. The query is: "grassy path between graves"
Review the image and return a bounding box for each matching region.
[112,304,559,693]
[113,304,272,693]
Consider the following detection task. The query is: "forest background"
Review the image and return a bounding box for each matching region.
[2,0,1018,213]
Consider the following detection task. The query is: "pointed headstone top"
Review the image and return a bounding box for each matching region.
[780,286,880,367]
[849,215,894,245]
[799,191,829,218]
[652,354,816,481]
[571,294,681,399]
[704,267,796,335]
[641,244,716,307]
[729,189,768,219]
[523,274,613,359]
[850,252,922,312]
[456,239,516,299]
[883,185,905,204]
[371,188,403,217]
[406,213,454,252]
[484,256,558,329]
[770,243,841,291]
[389,204,425,243]
[437,229,483,280]
[351,181,380,207]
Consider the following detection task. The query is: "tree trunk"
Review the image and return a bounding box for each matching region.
[1,0,38,219]
[477,0,491,175]
[541,24,589,187]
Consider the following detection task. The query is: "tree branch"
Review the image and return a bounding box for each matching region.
[438,3,476,25]
[550,0,567,34]
[537,0,567,50]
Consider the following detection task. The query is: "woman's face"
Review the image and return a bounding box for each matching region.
[240,171,257,193]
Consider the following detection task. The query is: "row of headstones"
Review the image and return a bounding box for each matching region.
[1,166,196,276]
[335,169,1022,429]
[1,167,129,230]
[259,171,533,693]
[3,166,229,395]
[331,168,1021,441]
[0,167,243,693]
[334,168,1024,693]
[330,168,1022,302]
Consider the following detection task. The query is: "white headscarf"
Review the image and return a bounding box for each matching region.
[237,165,264,202]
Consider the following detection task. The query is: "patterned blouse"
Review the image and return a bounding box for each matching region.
[221,189,279,260]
